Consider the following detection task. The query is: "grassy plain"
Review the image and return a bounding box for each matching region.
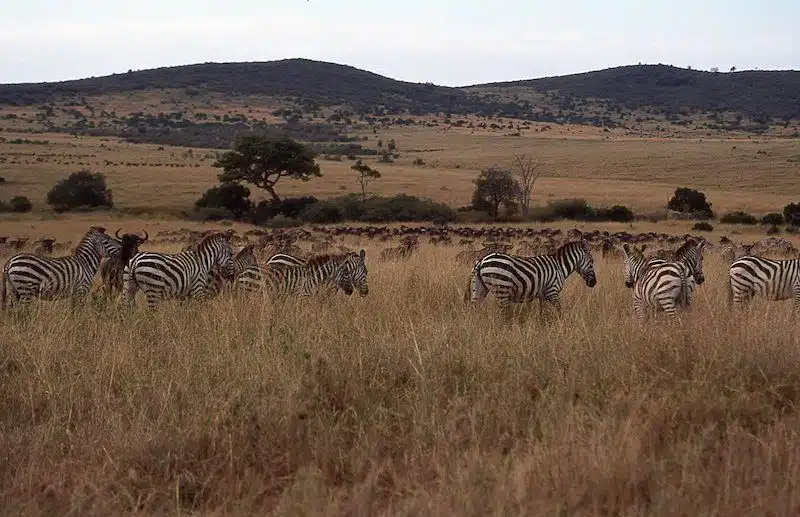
[1,93,800,515]
[2,241,800,516]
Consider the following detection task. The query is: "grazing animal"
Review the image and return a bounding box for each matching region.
[1,226,110,309]
[622,243,697,320]
[99,228,149,297]
[207,244,258,296]
[122,231,235,309]
[32,238,57,255]
[728,256,800,309]
[468,239,597,315]
[236,250,369,298]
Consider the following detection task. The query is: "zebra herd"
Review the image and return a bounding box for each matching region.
[0,226,798,318]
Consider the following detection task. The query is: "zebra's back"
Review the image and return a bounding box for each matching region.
[3,253,95,300]
[125,252,207,297]
[632,261,694,318]
[475,253,564,303]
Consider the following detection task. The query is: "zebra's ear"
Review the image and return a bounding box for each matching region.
[359,249,366,260]
[622,243,631,254]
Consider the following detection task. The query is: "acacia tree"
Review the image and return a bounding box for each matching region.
[471,167,521,219]
[213,135,321,203]
[510,152,544,217]
[351,159,382,201]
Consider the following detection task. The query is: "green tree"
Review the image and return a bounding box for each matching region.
[46,169,113,211]
[471,167,522,219]
[351,159,382,201]
[213,135,321,203]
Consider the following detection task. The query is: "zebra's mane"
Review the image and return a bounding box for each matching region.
[234,244,255,259]
[673,238,699,260]
[190,231,230,251]
[554,239,586,257]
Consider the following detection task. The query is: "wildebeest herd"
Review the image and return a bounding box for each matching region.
[1,224,798,317]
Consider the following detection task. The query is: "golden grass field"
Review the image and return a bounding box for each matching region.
[1,237,800,516]
[1,92,800,515]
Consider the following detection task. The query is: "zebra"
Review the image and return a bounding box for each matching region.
[728,256,800,309]
[468,239,597,315]
[206,244,259,296]
[235,250,368,298]
[122,231,235,309]
[1,226,110,309]
[622,239,704,320]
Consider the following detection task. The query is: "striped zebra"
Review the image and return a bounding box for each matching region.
[622,239,704,320]
[206,244,258,296]
[99,229,149,297]
[122,231,235,309]
[468,239,597,314]
[235,250,368,298]
[1,226,110,309]
[728,256,800,309]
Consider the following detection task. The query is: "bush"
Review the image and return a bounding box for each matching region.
[766,225,781,235]
[46,169,113,211]
[692,221,714,232]
[278,196,318,219]
[191,206,235,221]
[761,212,784,225]
[194,182,251,218]
[0,200,9,212]
[720,211,758,225]
[547,198,593,220]
[594,205,635,222]
[667,187,713,218]
[9,196,32,213]
[299,201,343,223]
[784,202,800,226]
[359,195,455,223]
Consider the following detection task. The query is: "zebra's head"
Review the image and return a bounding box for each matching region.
[197,232,235,279]
[335,249,369,297]
[622,243,648,288]
[85,226,113,258]
[674,238,705,285]
[566,239,596,288]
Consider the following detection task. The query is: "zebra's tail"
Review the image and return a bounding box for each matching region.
[678,267,691,308]
[467,259,489,303]
[726,270,734,308]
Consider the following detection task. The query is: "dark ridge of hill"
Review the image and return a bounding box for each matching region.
[474,64,800,122]
[0,59,482,115]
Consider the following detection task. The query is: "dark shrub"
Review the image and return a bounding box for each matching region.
[9,196,32,213]
[760,212,784,225]
[278,196,319,219]
[547,198,593,220]
[692,221,714,232]
[595,205,635,222]
[359,194,455,222]
[784,202,800,226]
[194,182,251,218]
[667,187,713,218]
[0,200,9,212]
[766,225,781,235]
[191,206,235,221]
[300,201,343,223]
[720,211,757,225]
[46,169,113,211]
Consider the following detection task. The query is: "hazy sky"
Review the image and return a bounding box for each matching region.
[1,0,797,86]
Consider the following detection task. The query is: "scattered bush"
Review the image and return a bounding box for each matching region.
[594,205,635,222]
[784,202,800,226]
[720,211,758,225]
[194,182,251,219]
[692,221,714,232]
[546,198,593,220]
[527,199,635,222]
[766,225,781,235]
[299,201,343,223]
[46,169,113,211]
[760,212,784,225]
[191,206,236,221]
[9,196,32,213]
[667,187,713,218]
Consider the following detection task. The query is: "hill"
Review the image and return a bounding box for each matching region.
[471,64,800,123]
[0,60,798,146]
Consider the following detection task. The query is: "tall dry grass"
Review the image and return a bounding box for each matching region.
[1,243,799,516]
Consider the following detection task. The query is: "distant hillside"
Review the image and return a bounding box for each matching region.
[0,59,484,116]
[0,60,798,137]
[474,64,800,122]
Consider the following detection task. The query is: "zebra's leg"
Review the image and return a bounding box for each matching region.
[121,270,138,308]
[633,294,647,321]
[145,291,162,311]
[793,280,800,310]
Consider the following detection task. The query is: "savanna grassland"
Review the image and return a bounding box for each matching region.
[1,60,800,515]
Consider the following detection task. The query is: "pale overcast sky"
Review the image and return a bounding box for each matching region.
[1,0,797,86]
